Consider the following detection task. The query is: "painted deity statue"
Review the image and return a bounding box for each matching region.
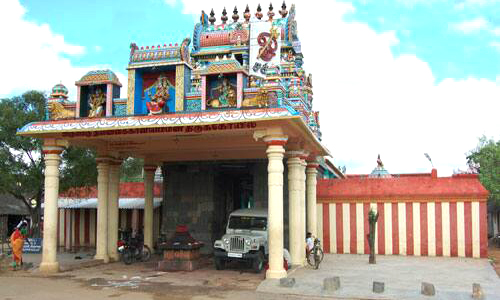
[147,75,169,115]
[209,75,236,108]
[88,89,106,117]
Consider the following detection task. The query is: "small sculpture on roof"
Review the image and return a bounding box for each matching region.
[88,89,106,118]
[208,74,236,108]
[377,154,384,168]
[146,74,171,115]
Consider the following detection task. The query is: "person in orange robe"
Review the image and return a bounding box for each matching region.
[10,226,30,270]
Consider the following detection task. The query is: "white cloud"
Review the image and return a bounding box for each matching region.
[492,27,500,36]
[451,17,489,34]
[174,0,499,175]
[94,45,102,52]
[0,0,126,100]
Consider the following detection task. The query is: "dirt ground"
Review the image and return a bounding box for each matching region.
[488,244,500,277]
[0,254,348,300]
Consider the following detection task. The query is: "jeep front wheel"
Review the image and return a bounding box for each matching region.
[252,251,264,273]
[214,257,226,270]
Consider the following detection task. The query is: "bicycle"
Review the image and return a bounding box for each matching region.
[307,237,324,269]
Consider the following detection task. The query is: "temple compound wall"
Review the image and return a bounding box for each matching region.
[317,170,489,258]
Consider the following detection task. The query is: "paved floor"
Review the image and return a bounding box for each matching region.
[258,254,500,299]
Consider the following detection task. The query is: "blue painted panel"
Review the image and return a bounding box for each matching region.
[134,71,145,115]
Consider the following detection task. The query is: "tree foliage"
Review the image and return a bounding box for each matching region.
[120,157,144,182]
[0,91,98,236]
[467,136,500,206]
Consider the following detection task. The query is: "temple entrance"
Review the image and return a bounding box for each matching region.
[214,163,254,240]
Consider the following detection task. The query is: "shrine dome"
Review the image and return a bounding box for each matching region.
[51,83,68,97]
[75,69,122,87]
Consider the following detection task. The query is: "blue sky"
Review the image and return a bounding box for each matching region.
[17,0,500,82]
[2,0,499,175]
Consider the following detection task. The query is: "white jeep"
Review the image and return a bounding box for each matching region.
[213,208,268,273]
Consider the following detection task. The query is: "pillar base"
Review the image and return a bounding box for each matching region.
[94,254,110,263]
[39,261,59,273]
[266,268,287,279]
[108,253,119,262]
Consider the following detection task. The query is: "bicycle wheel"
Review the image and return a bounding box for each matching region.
[314,248,324,269]
[307,251,315,267]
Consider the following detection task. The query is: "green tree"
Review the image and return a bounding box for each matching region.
[0,91,98,237]
[120,157,144,182]
[467,136,500,206]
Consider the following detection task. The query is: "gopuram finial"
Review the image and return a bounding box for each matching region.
[279,1,288,18]
[209,9,216,25]
[221,7,228,24]
[256,4,263,20]
[268,3,275,21]
[232,6,239,22]
[244,5,251,22]
[377,154,384,168]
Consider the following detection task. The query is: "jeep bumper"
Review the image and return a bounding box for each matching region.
[214,249,260,260]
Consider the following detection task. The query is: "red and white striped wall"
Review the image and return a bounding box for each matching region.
[57,208,161,250]
[317,200,488,258]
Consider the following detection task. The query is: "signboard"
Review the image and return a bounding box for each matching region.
[249,21,281,78]
[23,238,42,253]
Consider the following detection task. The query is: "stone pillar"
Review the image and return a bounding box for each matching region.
[306,160,319,238]
[264,135,288,279]
[75,86,81,118]
[39,146,64,273]
[143,166,156,250]
[95,157,110,263]
[287,153,302,266]
[106,83,113,117]
[132,209,139,232]
[237,73,243,108]
[201,75,207,110]
[107,160,121,262]
[299,156,307,265]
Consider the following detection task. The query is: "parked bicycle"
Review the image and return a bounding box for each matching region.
[117,229,151,265]
[306,236,324,269]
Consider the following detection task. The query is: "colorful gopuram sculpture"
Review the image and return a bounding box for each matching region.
[39,2,322,140]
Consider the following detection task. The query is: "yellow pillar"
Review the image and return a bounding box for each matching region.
[39,146,64,273]
[306,159,319,238]
[143,166,156,250]
[287,152,302,266]
[107,160,121,261]
[264,135,288,279]
[95,157,110,263]
[299,156,307,265]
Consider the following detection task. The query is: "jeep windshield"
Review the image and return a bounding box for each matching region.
[228,216,267,231]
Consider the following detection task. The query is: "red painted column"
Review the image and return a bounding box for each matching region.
[406,203,414,255]
[464,202,472,257]
[84,209,90,247]
[336,203,343,254]
[392,202,399,255]
[420,202,428,256]
[322,203,330,253]
[435,202,443,256]
[363,203,370,254]
[350,203,357,254]
[479,202,488,258]
[377,203,385,255]
[450,202,458,257]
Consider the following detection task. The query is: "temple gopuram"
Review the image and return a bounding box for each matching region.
[18,2,337,279]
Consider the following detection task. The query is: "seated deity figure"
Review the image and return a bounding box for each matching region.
[147,75,169,115]
[88,89,106,117]
[208,75,236,108]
